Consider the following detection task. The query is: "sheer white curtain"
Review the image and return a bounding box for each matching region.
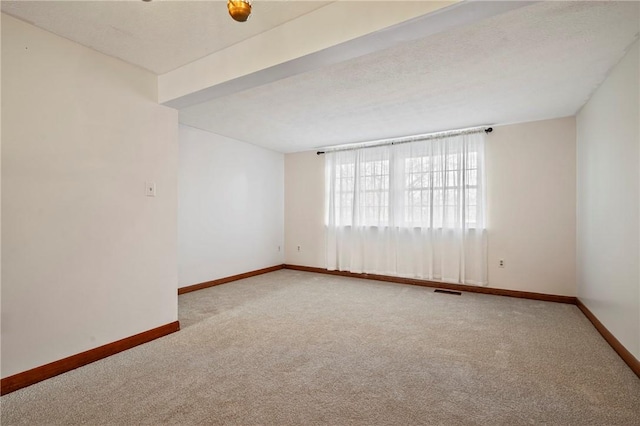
[325,131,487,285]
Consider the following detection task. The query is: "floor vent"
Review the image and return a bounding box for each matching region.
[434,289,462,296]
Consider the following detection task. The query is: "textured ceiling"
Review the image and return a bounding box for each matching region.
[179,1,640,153]
[1,0,332,74]
[4,1,638,153]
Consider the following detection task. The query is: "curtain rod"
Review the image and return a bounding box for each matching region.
[316,126,493,155]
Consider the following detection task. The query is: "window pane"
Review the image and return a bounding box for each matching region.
[466,206,477,227]
[433,172,443,188]
[467,188,477,206]
[466,169,477,186]
[467,152,477,169]
[445,170,457,187]
[446,155,458,169]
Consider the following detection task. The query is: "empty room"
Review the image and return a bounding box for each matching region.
[1,0,639,424]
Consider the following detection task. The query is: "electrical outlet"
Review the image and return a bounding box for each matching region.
[297,245,301,252]
[278,246,281,252]
[499,259,505,268]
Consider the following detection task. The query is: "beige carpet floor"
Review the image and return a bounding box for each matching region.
[1,269,639,425]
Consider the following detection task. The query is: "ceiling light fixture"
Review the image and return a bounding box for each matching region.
[227,0,252,22]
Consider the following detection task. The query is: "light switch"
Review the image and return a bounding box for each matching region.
[145,181,156,197]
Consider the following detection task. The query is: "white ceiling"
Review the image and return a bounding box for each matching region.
[178,1,640,153]
[1,0,332,74]
[3,1,639,153]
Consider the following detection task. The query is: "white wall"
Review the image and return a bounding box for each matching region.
[178,125,283,287]
[1,14,179,378]
[1,11,3,339]
[285,150,326,267]
[577,40,639,360]
[285,117,577,296]
[486,118,576,296]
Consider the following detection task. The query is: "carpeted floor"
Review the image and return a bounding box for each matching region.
[2,269,639,425]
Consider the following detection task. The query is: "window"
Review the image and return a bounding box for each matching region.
[325,131,487,285]
[329,151,391,227]
[326,134,485,230]
[333,161,355,226]
[403,151,479,229]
